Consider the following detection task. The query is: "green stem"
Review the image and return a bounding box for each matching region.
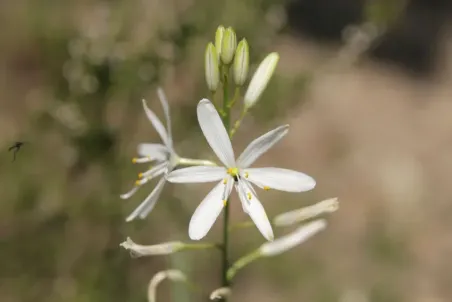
[230,107,247,138]
[226,250,261,281]
[183,243,219,251]
[221,66,231,293]
[227,87,240,108]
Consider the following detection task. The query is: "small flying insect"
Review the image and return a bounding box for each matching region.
[8,141,26,162]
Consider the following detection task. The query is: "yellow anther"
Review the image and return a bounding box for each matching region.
[223,200,227,206]
[247,192,252,200]
[138,173,144,179]
[244,172,249,178]
[263,186,270,191]
[227,167,239,177]
[132,158,138,164]
[135,180,141,186]
[223,178,228,184]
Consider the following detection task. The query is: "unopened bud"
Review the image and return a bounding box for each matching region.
[120,237,184,257]
[274,197,339,227]
[205,43,220,91]
[220,27,237,65]
[210,287,231,300]
[233,39,249,86]
[215,25,225,58]
[244,52,279,109]
[148,269,187,302]
[260,219,327,257]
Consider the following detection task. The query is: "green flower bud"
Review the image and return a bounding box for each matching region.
[233,38,249,86]
[244,52,279,109]
[215,25,225,58]
[220,27,237,65]
[204,43,220,91]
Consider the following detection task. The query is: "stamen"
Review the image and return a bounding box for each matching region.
[135,177,151,186]
[138,173,144,179]
[223,200,227,206]
[244,172,249,178]
[247,192,252,200]
[264,186,270,191]
[132,157,153,164]
[223,178,228,184]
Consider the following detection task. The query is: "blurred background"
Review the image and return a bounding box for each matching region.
[2,0,452,301]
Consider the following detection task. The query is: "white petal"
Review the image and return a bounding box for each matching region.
[189,181,230,240]
[237,125,289,168]
[197,99,235,167]
[126,177,166,221]
[245,167,316,192]
[137,143,168,160]
[166,166,226,183]
[157,88,173,148]
[142,99,170,147]
[237,179,274,241]
[260,219,327,256]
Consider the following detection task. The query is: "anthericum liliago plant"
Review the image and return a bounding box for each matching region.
[120,25,339,302]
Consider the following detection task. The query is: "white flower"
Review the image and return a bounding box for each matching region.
[120,88,179,221]
[119,237,184,257]
[259,219,327,256]
[167,99,316,241]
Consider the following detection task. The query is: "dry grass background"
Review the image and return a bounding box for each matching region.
[1,1,452,302]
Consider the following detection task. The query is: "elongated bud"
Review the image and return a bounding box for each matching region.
[260,219,327,257]
[205,43,220,91]
[233,39,249,86]
[244,52,279,109]
[220,27,237,65]
[148,269,187,302]
[215,25,225,58]
[273,197,339,227]
[210,287,231,300]
[120,237,184,257]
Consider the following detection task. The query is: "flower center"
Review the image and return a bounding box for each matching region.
[227,167,239,182]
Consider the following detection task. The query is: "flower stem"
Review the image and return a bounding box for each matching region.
[221,66,231,294]
[230,107,247,138]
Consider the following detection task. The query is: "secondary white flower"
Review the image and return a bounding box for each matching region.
[273,197,339,227]
[167,99,316,241]
[260,219,327,256]
[119,237,184,257]
[147,270,187,302]
[120,88,179,221]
